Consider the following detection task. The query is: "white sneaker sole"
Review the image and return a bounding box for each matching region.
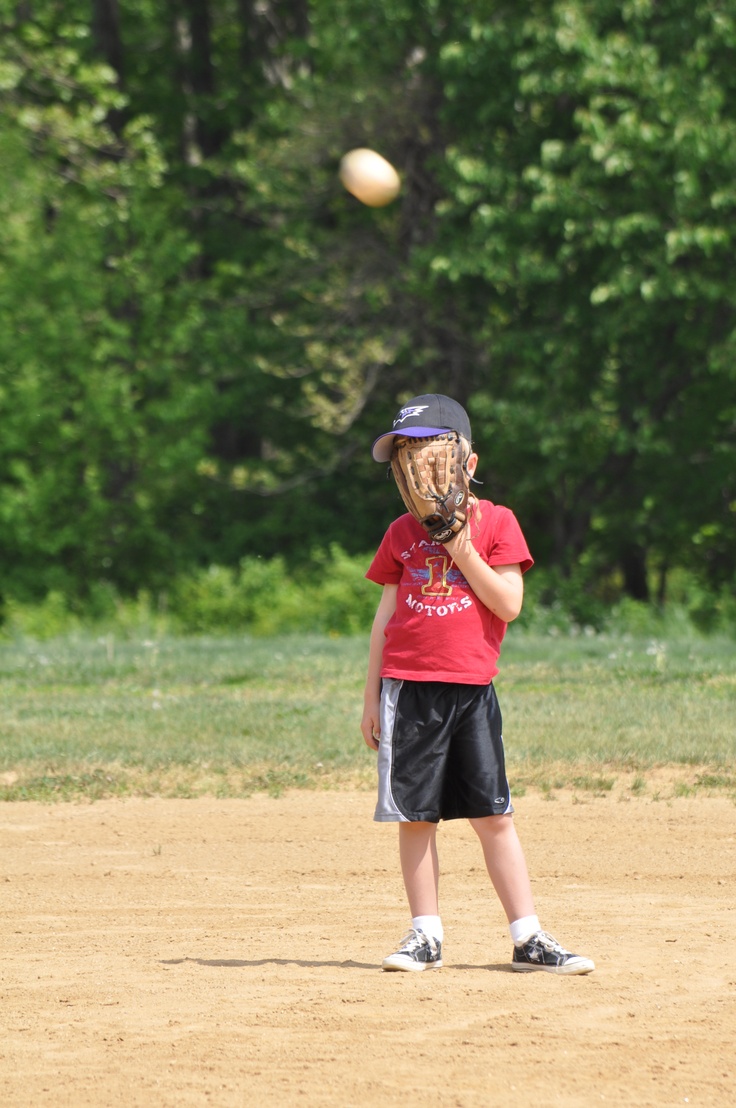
[511,957,595,975]
[382,957,443,972]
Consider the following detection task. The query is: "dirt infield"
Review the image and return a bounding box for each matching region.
[1,779,734,1107]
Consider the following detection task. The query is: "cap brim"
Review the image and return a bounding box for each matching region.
[371,426,451,462]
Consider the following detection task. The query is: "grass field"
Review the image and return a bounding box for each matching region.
[0,628,734,802]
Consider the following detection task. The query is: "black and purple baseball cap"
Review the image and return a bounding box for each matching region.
[371,393,472,462]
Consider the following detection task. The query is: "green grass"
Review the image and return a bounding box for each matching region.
[499,630,736,766]
[0,628,734,802]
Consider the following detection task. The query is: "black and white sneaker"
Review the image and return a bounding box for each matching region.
[382,928,443,972]
[511,931,595,975]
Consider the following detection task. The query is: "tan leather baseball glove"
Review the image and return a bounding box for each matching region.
[390,432,470,543]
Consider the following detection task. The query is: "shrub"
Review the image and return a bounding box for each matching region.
[168,547,377,635]
[3,591,82,638]
[1,548,733,640]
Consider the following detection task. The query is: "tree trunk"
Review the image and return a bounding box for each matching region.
[621,545,650,602]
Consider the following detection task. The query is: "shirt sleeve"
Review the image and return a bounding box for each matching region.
[487,507,534,573]
[365,522,404,585]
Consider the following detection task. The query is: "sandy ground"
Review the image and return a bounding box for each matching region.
[1,780,734,1107]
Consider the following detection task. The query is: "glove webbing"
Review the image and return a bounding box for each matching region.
[391,432,470,543]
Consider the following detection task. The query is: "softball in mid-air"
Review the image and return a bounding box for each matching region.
[339,148,401,207]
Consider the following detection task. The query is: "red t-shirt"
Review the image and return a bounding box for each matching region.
[365,500,533,684]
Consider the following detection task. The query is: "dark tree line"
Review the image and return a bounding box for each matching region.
[0,0,734,610]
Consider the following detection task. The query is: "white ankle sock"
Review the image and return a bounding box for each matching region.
[412,915,443,943]
[509,915,541,946]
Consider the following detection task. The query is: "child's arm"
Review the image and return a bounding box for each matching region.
[445,528,524,622]
[360,584,398,750]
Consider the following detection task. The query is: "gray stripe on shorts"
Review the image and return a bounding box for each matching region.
[374,677,410,822]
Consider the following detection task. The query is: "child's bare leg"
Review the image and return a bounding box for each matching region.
[469,814,536,923]
[469,813,595,972]
[399,821,439,916]
[382,822,443,971]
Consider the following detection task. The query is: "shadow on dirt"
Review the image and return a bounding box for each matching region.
[160,957,513,972]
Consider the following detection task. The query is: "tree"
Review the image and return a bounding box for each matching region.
[0,0,734,609]
[0,4,213,593]
[422,0,736,599]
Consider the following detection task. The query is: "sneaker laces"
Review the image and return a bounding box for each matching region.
[522,931,565,954]
[533,931,573,958]
[397,928,435,954]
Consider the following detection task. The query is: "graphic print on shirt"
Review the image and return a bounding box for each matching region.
[405,552,474,619]
[421,554,453,596]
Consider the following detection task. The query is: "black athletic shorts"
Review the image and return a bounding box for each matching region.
[374,678,513,823]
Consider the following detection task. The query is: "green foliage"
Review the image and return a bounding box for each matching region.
[663,569,736,634]
[3,591,81,640]
[3,547,380,637]
[169,546,378,635]
[520,565,736,639]
[4,546,734,642]
[429,0,736,594]
[0,0,734,616]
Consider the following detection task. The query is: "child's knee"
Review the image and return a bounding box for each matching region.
[400,820,437,838]
[469,813,514,837]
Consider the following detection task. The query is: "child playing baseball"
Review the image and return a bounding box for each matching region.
[360,393,595,975]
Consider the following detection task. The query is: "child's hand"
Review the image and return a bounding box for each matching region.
[443,524,474,564]
[445,530,525,623]
[361,698,381,750]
